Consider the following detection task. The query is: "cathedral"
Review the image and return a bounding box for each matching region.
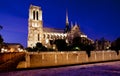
[28,5,92,48]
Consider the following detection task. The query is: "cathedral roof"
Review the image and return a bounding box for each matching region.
[43,27,64,33]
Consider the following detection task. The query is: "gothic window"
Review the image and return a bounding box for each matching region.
[36,11,39,20]
[54,35,57,39]
[63,36,66,39]
[47,34,50,39]
[57,35,59,39]
[43,34,45,38]
[60,35,62,39]
[33,11,35,20]
[51,35,53,39]
[38,34,39,41]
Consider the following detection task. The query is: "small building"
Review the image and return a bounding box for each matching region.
[1,43,24,52]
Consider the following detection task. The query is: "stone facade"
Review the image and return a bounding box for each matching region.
[28,5,91,48]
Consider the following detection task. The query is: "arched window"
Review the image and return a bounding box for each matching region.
[43,34,45,38]
[33,11,35,20]
[60,35,62,39]
[38,34,39,41]
[51,35,53,39]
[36,11,39,20]
[57,35,59,39]
[47,34,50,39]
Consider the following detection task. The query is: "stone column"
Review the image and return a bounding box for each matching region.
[25,52,30,68]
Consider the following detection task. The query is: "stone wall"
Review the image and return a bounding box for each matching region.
[0,52,25,65]
[17,51,120,68]
[0,52,25,71]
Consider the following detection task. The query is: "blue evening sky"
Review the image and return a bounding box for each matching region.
[0,0,120,47]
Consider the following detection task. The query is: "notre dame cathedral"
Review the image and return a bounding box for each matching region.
[28,5,93,48]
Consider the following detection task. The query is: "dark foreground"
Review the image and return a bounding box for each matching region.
[1,61,120,76]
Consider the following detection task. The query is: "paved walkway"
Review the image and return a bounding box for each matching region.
[1,61,120,76]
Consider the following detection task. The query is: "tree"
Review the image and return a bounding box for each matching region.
[25,47,33,52]
[0,35,3,52]
[72,37,81,46]
[35,42,47,51]
[85,44,95,57]
[54,39,67,51]
[111,37,120,55]
[71,37,95,57]
[72,37,87,50]
[0,25,3,52]
[26,42,49,52]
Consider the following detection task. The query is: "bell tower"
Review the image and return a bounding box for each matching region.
[28,5,43,47]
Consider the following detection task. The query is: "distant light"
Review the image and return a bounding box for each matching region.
[18,48,24,52]
[106,47,109,49]
[53,44,56,50]
[1,48,4,51]
[1,48,4,53]
[1,48,8,52]
[73,51,77,53]
[60,52,64,54]
[4,49,7,52]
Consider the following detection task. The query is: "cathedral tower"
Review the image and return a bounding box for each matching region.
[28,5,43,47]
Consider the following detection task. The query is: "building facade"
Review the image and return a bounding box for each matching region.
[28,5,91,48]
[94,38,111,50]
[1,43,23,52]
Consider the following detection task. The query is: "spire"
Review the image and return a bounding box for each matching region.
[75,22,77,26]
[71,21,73,28]
[64,10,70,33]
[66,10,69,26]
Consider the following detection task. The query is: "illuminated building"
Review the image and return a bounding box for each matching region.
[1,43,23,52]
[28,5,92,48]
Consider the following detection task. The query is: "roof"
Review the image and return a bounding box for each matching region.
[43,27,64,33]
[5,43,22,46]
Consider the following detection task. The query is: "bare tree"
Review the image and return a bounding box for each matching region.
[0,25,3,52]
